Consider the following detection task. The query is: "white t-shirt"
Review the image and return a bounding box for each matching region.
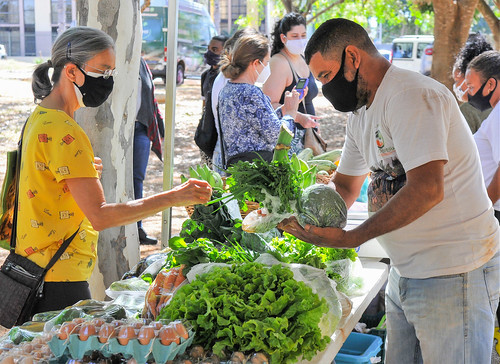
[474,103,500,211]
[337,66,499,279]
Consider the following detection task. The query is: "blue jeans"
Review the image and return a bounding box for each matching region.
[133,123,151,229]
[385,251,500,364]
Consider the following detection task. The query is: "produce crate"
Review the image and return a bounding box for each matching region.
[334,332,383,364]
[368,328,386,364]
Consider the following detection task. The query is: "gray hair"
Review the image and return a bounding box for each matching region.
[467,50,500,84]
[32,26,115,103]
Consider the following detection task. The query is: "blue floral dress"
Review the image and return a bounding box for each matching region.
[216,82,298,170]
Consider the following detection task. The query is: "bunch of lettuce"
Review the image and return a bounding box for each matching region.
[158,262,330,363]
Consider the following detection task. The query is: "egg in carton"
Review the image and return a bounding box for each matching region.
[48,318,194,364]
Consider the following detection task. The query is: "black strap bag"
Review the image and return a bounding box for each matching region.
[194,89,218,158]
[0,122,78,328]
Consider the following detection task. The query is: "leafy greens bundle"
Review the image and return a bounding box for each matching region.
[158,262,330,363]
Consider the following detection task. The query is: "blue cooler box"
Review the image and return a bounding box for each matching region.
[334,332,383,364]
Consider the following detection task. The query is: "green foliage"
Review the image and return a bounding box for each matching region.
[158,262,330,363]
[270,232,357,269]
[225,158,302,214]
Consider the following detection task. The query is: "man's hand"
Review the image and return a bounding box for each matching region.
[278,216,357,249]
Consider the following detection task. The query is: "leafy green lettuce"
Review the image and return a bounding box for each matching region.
[158,262,330,363]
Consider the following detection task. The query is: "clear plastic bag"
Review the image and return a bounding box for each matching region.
[325,257,365,297]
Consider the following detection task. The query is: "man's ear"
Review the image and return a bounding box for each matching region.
[344,45,361,69]
[487,77,498,94]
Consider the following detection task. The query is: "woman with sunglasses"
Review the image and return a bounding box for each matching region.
[18,26,211,317]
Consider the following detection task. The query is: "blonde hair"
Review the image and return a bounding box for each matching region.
[220,33,269,80]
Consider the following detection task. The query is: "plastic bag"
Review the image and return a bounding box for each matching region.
[121,252,170,280]
[142,266,187,320]
[325,257,365,297]
[105,277,150,300]
[241,208,293,233]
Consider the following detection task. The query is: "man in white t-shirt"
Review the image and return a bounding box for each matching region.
[280,18,500,363]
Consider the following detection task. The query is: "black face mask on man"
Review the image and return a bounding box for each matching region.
[321,49,360,112]
[468,78,497,112]
[204,50,221,67]
[73,64,114,108]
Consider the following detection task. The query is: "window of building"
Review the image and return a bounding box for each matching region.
[0,0,19,24]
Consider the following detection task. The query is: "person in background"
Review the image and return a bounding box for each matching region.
[211,28,259,176]
[134,56,164,245]
[217,32,317,167]
[24,26,211,316]
[199,35,228,167]
[452,33,493,133]
[280,18,499,363]
[262,13,320,152]
[465,50,500,333]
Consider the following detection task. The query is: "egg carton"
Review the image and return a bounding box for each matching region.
[48,330,194,364]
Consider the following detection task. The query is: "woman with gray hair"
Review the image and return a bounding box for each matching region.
[19,26,211,317]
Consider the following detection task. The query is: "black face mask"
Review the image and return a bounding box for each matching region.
[321,49,360,112]
[73,64,114,107]
[468,78,496,112]
[204,50,221,67]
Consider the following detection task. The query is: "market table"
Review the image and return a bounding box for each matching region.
[298,258,389,364]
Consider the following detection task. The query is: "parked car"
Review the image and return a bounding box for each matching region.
[0,44,7,59]
[420,43,433,76]
[142,0,217,85]
[391,35,434,73]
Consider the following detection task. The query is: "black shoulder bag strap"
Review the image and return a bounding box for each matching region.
[10,119,79,272]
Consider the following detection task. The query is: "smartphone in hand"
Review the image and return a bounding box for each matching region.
[295,77,309,99]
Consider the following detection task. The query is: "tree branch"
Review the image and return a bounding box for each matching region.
[307,0,346,24]
[476,0,500,48]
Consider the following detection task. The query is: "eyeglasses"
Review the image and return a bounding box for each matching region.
[81,63,117,79]
[66,42,117,79]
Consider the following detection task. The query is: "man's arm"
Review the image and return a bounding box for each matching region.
[487,165,500,205]
[280,160,445,248]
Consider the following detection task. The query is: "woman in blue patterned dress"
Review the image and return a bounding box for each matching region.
[215,32,318,171]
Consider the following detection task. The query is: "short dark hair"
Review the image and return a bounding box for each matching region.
[212,35,229,45]
[271,13,306,56]
[304,18,376,64]
[453,33,493,75]
[467,50,500,83]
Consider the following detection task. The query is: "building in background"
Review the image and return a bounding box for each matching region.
[0,0,75,57]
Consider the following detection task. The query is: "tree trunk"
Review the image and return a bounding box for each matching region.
[477,0,500,50]
[75,0,142,300]
[431,0,479,89]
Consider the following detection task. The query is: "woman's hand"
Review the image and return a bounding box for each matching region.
[295,112,320,128]
[94,157,103,179]
[282,89,300,120]
[169,179,212,207]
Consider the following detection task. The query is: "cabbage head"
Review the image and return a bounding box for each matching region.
[297,184,347,228]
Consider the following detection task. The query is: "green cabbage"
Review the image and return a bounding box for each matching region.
[298,184,347,228]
